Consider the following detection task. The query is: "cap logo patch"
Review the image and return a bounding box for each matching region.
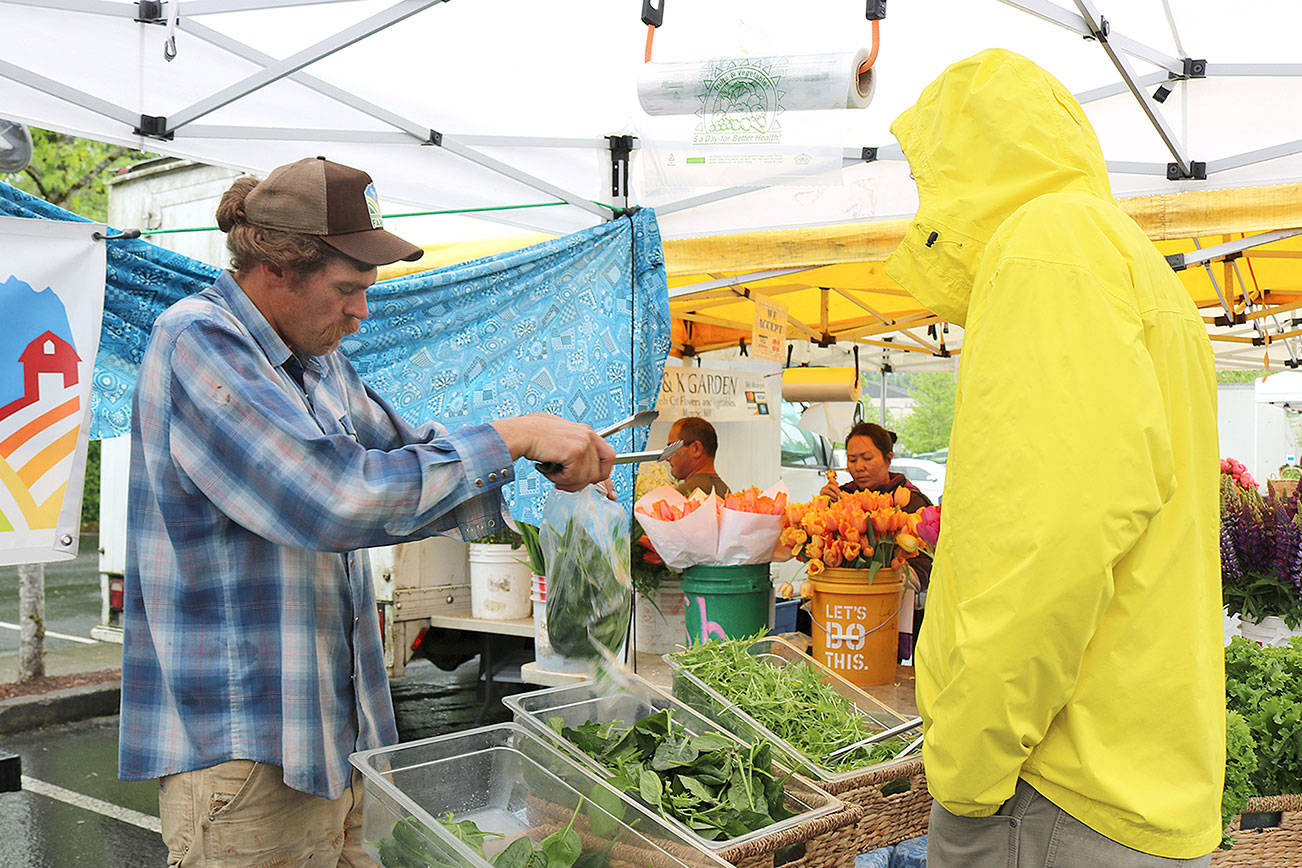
[364,183,383,229]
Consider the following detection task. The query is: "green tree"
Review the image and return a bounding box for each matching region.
[3,127,152,222]
[897,372,956,454]
[856,396,904,440]
[1217,370,1263,385]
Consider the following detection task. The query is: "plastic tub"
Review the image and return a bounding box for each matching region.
[634,579,687,654]
[350,723,731,868]
[503,676,841,852]
[532,598,588,674]
[468,543,531,620]
[664,635,917,786]
[681,564,770,642]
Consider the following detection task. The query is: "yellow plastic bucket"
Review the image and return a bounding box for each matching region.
[810,567,904,687]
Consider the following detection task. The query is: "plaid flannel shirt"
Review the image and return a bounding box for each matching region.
[119,271,513,798]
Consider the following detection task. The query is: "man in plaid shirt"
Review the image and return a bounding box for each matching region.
[118,157,614,867]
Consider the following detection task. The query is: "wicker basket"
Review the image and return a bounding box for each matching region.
[528,788,865,868]
[1213,794,1302,867]
[818,758,931,854]
[718,802,865,868]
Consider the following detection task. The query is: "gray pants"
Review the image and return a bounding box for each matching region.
[927,779,1212,867]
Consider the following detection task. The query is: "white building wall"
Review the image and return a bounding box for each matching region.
[1218,383,1294,484]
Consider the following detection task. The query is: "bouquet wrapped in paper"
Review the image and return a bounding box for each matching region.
[633,486,721,571]
[635,483,788,570]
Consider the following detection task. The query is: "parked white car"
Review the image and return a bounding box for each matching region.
[890,458,946,505]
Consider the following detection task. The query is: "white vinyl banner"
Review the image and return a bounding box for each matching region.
[0,216,105,565]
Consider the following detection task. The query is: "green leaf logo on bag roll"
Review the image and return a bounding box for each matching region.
[541,487,633,659]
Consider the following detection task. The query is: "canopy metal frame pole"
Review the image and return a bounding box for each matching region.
[997,0,1182,74]
[179,18,614,220]
[1209,140,1302,175]
[668,266,818,298]
[1166,229,1302,272]
[655,186,763,217]
[1071,0,1192,179]
[180,0,370,14]
[0,59,138,128]
[166,0,447,132]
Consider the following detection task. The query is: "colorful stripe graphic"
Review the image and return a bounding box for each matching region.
[0,331,82,532]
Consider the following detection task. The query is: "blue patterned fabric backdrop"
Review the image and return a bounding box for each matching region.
[0,182,670,523]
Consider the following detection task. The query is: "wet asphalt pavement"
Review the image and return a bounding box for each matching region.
[0,715,165,867]
[0,659,522,867]
[0,531,533,865]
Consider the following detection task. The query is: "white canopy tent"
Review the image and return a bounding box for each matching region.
[3,0,1302,368]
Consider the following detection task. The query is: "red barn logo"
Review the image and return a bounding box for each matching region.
[0,330,82,531]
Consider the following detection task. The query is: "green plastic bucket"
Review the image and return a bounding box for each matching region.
[681,563,771,643]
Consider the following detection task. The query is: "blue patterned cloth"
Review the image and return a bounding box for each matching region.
[890,835,927,867]
[120,271,514,798]
[0,182,670,522]
[856,847,893,868]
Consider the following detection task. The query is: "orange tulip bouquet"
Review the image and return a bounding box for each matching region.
[635,484,789,570]
[779,487,938,582]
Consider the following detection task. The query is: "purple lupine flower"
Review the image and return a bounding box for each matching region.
[1221,520,1243,583]
[1273,504,1302,593]
[1239,500,1274,575]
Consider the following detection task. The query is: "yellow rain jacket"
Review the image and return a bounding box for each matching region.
[886,50,1223,858]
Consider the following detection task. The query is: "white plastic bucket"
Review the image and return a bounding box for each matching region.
[531,598,590,673]
[468,543,532,620]
[634,580,687,655]
[1239,615,1301,648]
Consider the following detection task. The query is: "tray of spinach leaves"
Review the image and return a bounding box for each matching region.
[376,807,614,868]
[504,680,840,850]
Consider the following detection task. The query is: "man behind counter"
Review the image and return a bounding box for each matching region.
[119,156,614,866]
[667,416,730,497]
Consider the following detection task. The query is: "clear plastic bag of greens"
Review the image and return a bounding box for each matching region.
[541,486,633,660]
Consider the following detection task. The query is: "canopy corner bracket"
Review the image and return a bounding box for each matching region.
[135,114,173,140]
[1152,57,1205,103]
[135,0,164,23]
[607,134,635,200]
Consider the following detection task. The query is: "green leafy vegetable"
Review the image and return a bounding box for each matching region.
[517,522,547,576]
[552,709,794,842]
[541,489,633,660]
[376,802,604,868]
[1222,709,1258,849]
[1224,636,1302,798]
[670,635,910,771]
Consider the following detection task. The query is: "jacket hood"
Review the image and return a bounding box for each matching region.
[884,49,1112,325]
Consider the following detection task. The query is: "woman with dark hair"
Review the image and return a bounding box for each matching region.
[819,422,933,515]
[819,423,933,660]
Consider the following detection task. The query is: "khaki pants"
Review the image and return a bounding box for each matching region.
[158,760,376,868]
[928,779,1212,868]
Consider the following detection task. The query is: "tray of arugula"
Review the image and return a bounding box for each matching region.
[504,678,842,851]
[351,723,731,868]
[665,636,920,786]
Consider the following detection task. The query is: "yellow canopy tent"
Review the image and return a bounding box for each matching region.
[382,182,1302,371]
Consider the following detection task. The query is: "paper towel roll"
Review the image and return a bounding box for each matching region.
[638,51,876,116]
[781,367,862,403]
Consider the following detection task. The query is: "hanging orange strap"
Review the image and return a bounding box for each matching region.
[858,18,881,75]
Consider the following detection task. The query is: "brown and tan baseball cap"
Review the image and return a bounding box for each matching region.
[243,156,423,266]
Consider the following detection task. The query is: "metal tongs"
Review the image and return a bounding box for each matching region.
[823,716,924,762]
[535,410,677,475]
